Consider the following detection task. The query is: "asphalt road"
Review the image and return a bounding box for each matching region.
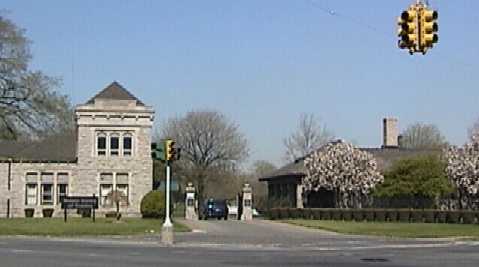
[0,220,478,267]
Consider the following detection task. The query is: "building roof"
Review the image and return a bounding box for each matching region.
[259,147,439,182]
[0,131,77,163]
[85,81,145,106]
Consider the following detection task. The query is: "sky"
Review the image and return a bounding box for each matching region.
[2,0,479,168]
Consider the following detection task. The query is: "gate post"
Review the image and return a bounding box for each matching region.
[185,182,198,220]
[241,183,253,221]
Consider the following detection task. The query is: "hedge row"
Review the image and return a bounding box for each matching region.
[268,208,479,224]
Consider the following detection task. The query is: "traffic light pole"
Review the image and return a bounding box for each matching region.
[161,160,174,245]
[164,162,172,227]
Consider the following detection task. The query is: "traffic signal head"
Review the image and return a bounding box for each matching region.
[151,142,165,161]
[397,8,418,51]
[420,8,439,49]
[165,139,176,161]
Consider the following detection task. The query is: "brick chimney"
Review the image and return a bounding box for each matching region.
[382,118,399,148]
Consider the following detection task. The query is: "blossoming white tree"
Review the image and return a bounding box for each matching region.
[303,141,383,208]
[445,136,479,209]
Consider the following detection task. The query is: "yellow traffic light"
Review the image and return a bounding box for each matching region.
[165,139,176,161]
[420,8,438,52]
[397,7,418,53]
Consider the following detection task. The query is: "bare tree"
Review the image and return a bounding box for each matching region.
[106,190,127,221]
[400,122,446,149]
[283,113,333,162]
[468,117,479,142]
[252,160,277,178]
[304,140,383,208]
[0,15,73,140]
[159,110,249,200]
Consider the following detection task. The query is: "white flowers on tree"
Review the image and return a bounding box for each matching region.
[303,141,383,208]
[445,136,479,209]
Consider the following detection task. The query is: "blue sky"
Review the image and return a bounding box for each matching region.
[2,0,479,167]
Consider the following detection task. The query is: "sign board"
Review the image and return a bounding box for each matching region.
[61,196,98,209]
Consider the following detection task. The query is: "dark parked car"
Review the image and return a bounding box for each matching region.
[201,199,228,220]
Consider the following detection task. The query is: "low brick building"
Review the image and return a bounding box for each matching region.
[0,82,154,217]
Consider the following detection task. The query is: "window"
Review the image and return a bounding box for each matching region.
[110,135,119,156]
[41,184,53,205]
[123,135,132,156]
[97,133,106,156]
[116,184,129,205]
[100,184,113,206]
[25,184,37,205]
[57,184,68,204]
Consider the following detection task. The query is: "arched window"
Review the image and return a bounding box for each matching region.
[123,134,132,156]
[110,134,119,156]
[97,133,107,156]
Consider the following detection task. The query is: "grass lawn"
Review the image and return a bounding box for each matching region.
[285,219,479,239]
[0,218,190,236]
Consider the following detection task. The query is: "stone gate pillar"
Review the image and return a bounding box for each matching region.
[185,182,198,220]
[241,183,253,221]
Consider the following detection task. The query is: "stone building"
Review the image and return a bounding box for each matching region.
[259,118,436,209]
[0,82,154,217]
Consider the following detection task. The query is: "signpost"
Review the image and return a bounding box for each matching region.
[61,195,98,222]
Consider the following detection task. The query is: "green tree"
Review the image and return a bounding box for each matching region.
[374,155,453,208]
[0,15,73,140]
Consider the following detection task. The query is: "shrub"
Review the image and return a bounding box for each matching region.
[423,210,435,223]
[352,209,364,221]
[398,209,410,223]
[331,209,342,220]
[105,211,117,218]
[342,209,353,221]
[289,208,300,219]
[311,209,321,220]
[42,208,54,218]
[446,211,461,224]
[387,209,398,222]
[24,208,34,218]
[375,209,386,222]
[302,208,312,219]
[269,208,279,220]
[363,209,375,221]
[462,211,476,224]
[436,211,447,223]
[78,208,91,218]
[140,191,166,218]
[410,210,423,223]
[320,209,331,220]
[277,208,289,219]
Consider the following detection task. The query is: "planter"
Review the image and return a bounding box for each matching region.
[42,208,54,218]
[278,208,289,219]
[24,208,34,218]
[268,209,280,220]
[105,211,118,218]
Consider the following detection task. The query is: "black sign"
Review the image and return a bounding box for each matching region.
[61,196,98,209]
